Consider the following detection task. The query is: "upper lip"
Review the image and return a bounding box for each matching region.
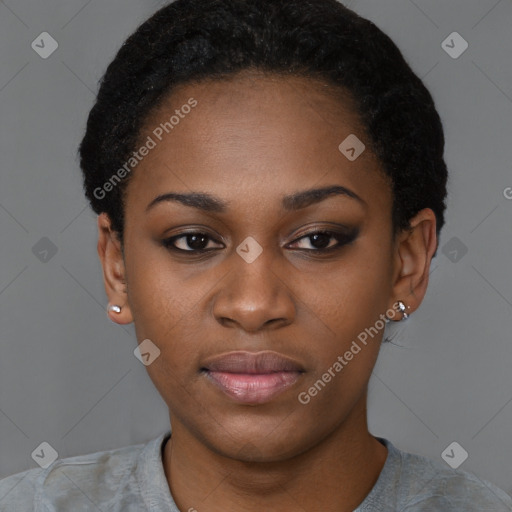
[202,351,305,374]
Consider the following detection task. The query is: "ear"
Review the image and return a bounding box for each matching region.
[388,208,438,320]
[97,213,134,325]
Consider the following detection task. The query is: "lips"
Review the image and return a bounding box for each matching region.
[201,351,304,404]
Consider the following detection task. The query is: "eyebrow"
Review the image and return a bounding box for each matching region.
[145,185,366,214]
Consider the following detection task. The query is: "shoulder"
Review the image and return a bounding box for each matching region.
[0,441,145,511]
[0,465,45,511]
[395,444,512,511]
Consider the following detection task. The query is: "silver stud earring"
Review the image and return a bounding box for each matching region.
[108,304,122,314]
[396,300,409,321]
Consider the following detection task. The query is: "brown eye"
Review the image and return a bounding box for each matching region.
[162,232,222,252]
[289,229,359,252]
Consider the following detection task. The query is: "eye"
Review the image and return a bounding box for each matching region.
[162,232,223,252]
[162,228,358,255]
[288,229,358,252]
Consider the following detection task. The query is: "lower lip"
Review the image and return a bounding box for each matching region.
[204,371,302,404]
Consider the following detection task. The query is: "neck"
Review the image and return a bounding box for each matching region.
[163,394,387,512]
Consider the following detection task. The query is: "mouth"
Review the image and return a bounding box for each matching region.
[201,351,305,405]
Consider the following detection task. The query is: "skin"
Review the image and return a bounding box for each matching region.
[97,71,437,512]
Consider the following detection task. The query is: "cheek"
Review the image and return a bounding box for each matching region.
[297,241,393,391]
[125,245,204,330]
[292,272,389,429]
[126,262,206,405]
[124,245,225,381]
[306,246,391,338]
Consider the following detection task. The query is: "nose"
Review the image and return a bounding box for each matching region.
[212,245,296,332]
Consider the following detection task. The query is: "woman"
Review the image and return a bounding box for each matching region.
[1,0,511,510]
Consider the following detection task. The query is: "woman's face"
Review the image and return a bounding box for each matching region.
[115,72,403,461]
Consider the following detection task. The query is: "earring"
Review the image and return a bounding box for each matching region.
[108,304,122,314]
[396,300,410,321]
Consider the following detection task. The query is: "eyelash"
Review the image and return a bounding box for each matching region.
[161,229,358,255]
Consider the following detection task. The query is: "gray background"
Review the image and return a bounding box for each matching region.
[1,0,511,497]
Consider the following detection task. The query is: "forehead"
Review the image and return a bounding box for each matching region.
[125,71,390,215]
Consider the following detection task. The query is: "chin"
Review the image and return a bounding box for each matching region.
[197,419,316,463]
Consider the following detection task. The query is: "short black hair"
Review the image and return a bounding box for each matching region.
[79,0,448,249]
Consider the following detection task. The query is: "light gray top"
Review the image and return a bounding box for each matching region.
[1,430,511,511]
